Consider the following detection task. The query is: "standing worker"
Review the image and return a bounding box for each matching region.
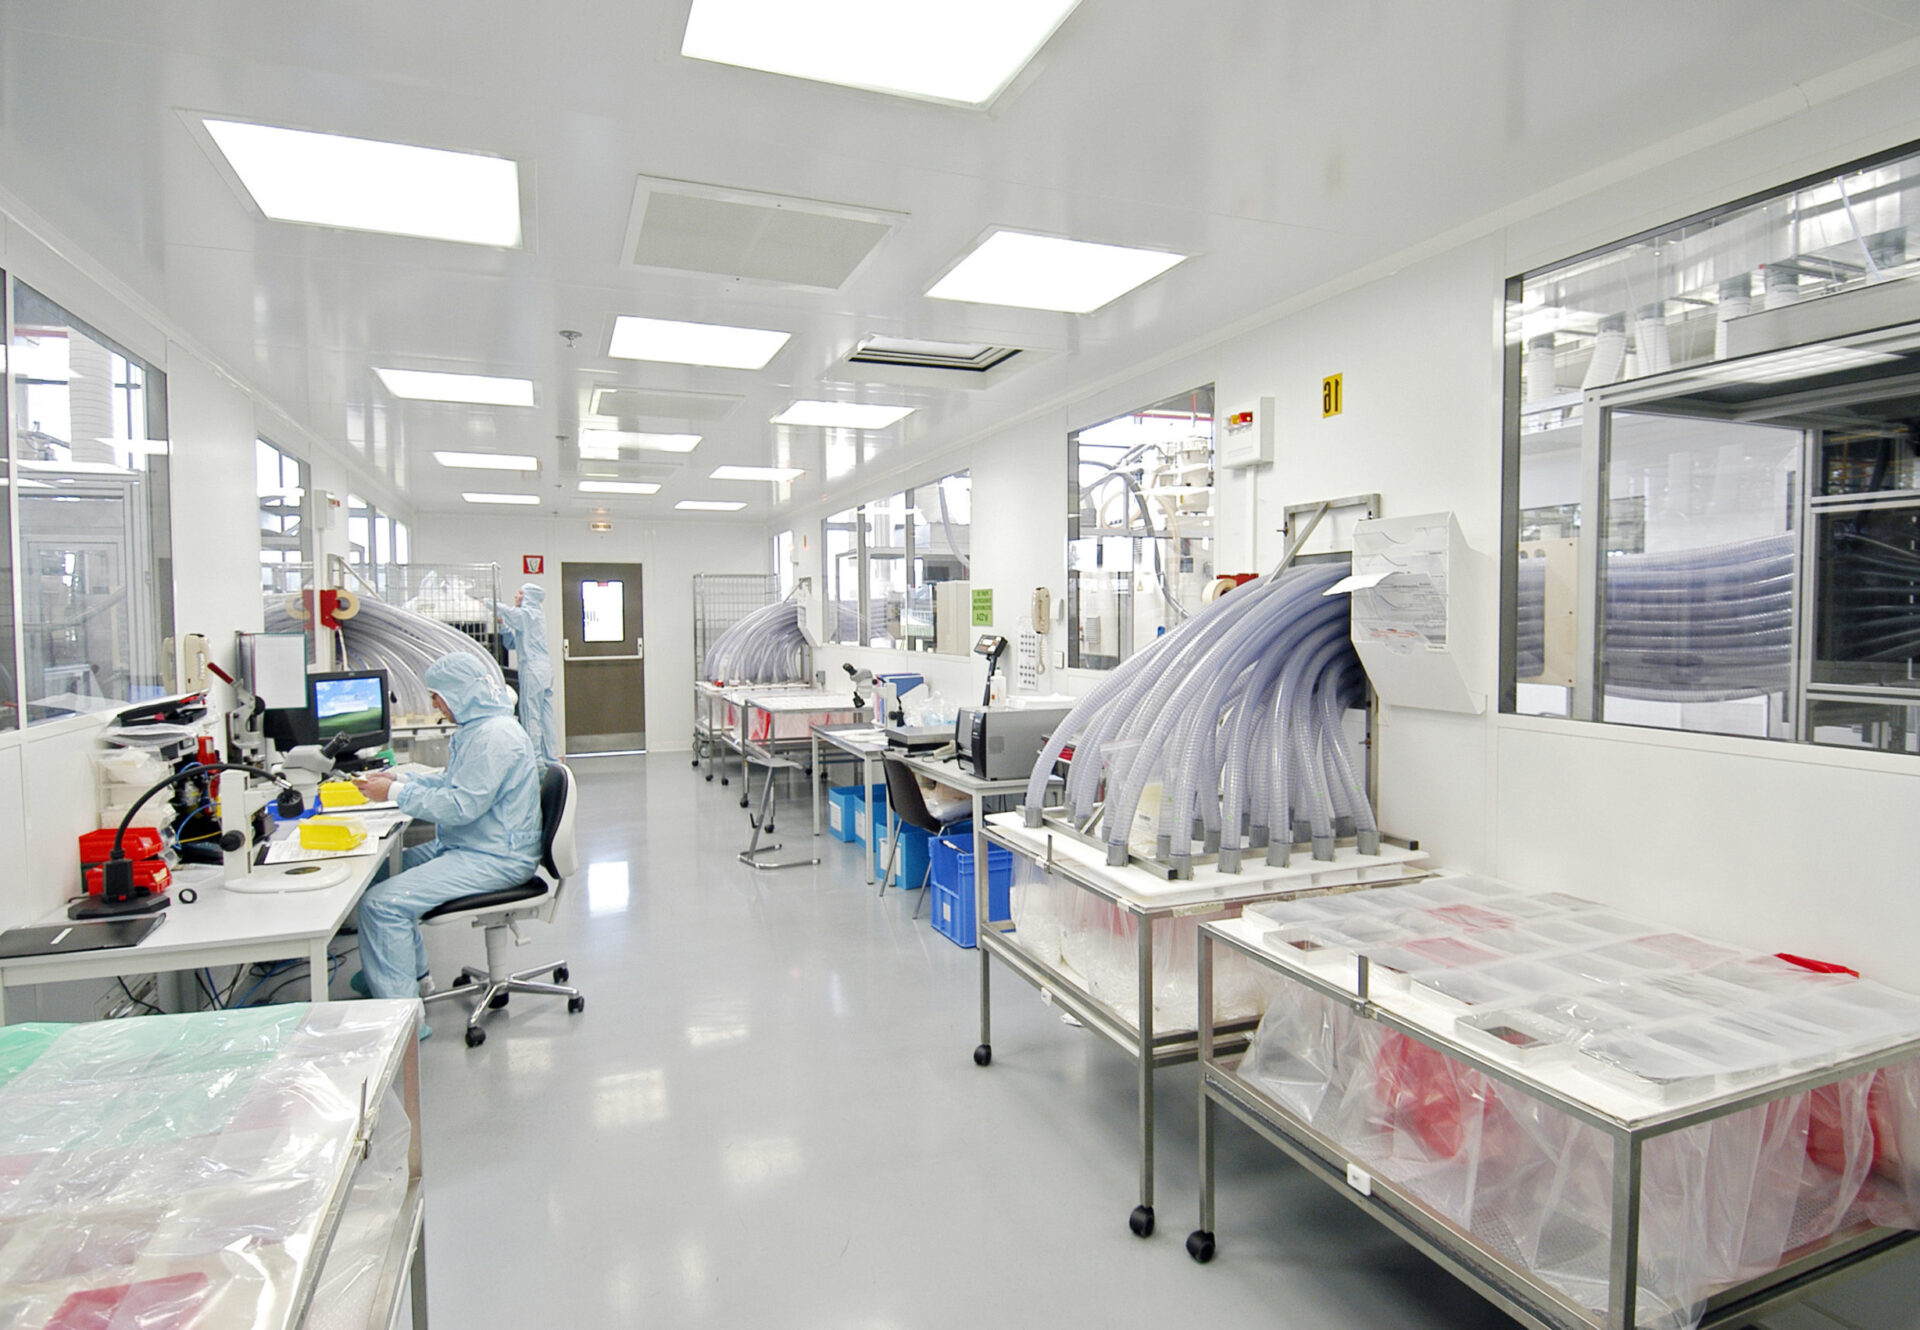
[349,653,541,1026]
[497,582,559,764]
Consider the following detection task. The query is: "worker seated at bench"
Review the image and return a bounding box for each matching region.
[349,653,541,1010]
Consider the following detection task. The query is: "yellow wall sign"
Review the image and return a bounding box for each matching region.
[1322,373,1343,418]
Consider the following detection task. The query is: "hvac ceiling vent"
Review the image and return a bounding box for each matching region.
[848,336,1021,372]
[588,386,743,422]
[623,176,902,291]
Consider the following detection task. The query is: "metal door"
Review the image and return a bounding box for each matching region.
[560,561,646,753]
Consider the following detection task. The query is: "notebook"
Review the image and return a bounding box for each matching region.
[0,915,164,959]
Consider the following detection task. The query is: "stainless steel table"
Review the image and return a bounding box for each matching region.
[810,722,890,884]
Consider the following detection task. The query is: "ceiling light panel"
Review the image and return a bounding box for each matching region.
[587,386,742,422]
[434,451,538,471]
[376,368,535,406]
[462,492,539,505]
[202,119,522,246]
[609,315,791,369]
[681,0,1081,107]
[710,465,804,481]
[579,480,662,495]
[772,400,913,429]
[578,429,703,456]
[928,229,1186,313]
[676,500,748,512]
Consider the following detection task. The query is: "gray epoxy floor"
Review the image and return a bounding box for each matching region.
[406,753,1911,1330]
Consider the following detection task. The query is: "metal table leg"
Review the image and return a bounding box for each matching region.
[1188,932,1217,1262]
[810,732,822,837]
[974,781,993,1067]
[737,758,820,871]
[1131,915,1157,1237]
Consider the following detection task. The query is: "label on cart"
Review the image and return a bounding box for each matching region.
[1039,986,1055,1006]
[1344,1163,1373,1197]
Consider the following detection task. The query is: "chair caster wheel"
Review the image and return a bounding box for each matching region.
[1186,1230,1215,1263]
[487,992,509,1009]
[1129,1206,1155,1238]
[765,822,775,834]
[567,995,586,1014]
[721,778,729,787]
[452,973,473,988]
[464,1027,486,1048]
[552,966,569,983]
[973,1045,992,1066]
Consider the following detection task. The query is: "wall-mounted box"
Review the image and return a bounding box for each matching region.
[1330,511,1484,715]
[1218,395,1274,469]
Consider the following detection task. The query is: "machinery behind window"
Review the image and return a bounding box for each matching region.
[1067,385,1214,669]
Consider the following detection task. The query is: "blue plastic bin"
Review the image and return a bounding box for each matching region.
[825,785,862,842]
[852,785,888,846]
[876,822,930,886]
[926,834,1014,949]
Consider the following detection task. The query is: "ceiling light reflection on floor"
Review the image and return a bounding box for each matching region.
[722,1136,803,1188]
[586,860,631,915]
[592,1068,670,1129]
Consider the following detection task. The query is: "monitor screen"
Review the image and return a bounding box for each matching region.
[309,670,390,746]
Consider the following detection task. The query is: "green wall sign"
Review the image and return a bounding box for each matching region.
[971,588,993,627]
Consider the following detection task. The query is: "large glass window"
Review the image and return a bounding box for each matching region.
[1068,385,1214,669]
[9,281,172,721]
[823,508,861,644]
[906,472,970,654]
[256,437,309,587]
[1504,139,1920,750]
[864,493,910,648]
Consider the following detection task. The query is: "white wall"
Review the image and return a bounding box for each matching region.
[410,513,771,752]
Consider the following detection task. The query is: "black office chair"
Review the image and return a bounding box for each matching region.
[878,756,969,920]
[422,762,585,1048]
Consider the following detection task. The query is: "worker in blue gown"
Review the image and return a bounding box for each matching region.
[348,653,542,1020]
[495,582,559,764]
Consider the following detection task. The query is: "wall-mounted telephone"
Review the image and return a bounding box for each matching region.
[1031,587,1051,629]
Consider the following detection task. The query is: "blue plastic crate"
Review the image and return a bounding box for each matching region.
[927,835,1014,949]
[852,786,889,846]
[875,822,930,886]
[825,785,864,843]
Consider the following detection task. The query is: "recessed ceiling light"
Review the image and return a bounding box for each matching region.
[202,119,522,246]
[578,428,703,457]
[579,480,662,495]
[375,368,535,406]
[928,229,1186,313]
[710,465,804,482]
[681,0,1080,107]
[609,315,791,369]
[675,499,747,512]
[434,451,539,471]
[771,400,913,429]
[462,492,539,505]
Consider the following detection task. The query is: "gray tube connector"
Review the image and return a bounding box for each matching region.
[1249,824,1269,849]
[1155,832,1173,859]
[1171,854,1193,880]
[1312,834,1335,862]
[1219,847,1243,874]
[1334,815,1355,839]
[1357,829,1381,855]
[1023,805,1043,829]
[1267,841,1291,868]
[1107,842,1129,868]
[1201,827,1221,854]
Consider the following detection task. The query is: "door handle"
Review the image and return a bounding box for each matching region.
[562,639,570,660]
[571,653,645,662]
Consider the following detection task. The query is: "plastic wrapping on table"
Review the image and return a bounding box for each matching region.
[0,1002,415,1330]
[1236,985,1920,1329]
[305,1086,413,1330]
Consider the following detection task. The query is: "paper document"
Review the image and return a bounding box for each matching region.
[261,837,382,864]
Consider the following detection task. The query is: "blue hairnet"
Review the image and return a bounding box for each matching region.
[423,652,516,722]
[520,582,546,607]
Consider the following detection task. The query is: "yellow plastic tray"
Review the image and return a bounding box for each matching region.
[299,819,367,852]
[318,780,367,808]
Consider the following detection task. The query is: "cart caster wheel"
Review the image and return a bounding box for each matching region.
[1129,1206,1155,1238]
[451,973,473,988]
[567,995,586,1014]
[552,966,569,983]
[721,777,730,787]
[973,1044,992,1066]
[690,756,699,767]
[705,774,714,783]
[1186,1230,1215,1263]
[487,992,509,1010]
[739,796,749,808]
[464,1027,486,1048]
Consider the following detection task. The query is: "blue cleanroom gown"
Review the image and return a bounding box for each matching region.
[496,582,560,765]
[356,653,543,1000]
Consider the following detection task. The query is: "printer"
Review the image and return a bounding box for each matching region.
[953,704,1072,780]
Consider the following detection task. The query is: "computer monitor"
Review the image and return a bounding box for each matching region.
[307,669,391,751]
